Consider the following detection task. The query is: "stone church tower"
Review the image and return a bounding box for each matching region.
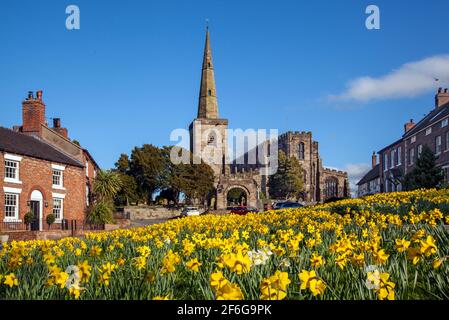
[189,28,229,177]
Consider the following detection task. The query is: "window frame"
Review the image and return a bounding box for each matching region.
[426,127,432,136]
[436,135,442,155]
[397,146,402,166]
[390,150,395,169]
[4,191,20,222]
[4,154,22,184]
[442,118,448,128]
[52,198,64,222]
[409,148,415,166]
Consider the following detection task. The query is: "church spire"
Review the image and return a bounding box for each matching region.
[197,27,219,119]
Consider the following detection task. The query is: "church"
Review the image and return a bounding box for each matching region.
[189,28,349,209]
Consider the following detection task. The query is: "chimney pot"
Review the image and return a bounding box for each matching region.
[445,88,448,93]
[36,90,43,101]
[372,151,377,169]
[438,87,443,93]
[53,118,61,128]
[27,91,34,100]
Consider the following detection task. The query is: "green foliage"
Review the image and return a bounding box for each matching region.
[129,144,166,202]
[115,173,139,206]
[115,154,130,174]
[268,150,304,200]
[93,170,122,202]
[24,212,34,225]
[86,201,114,225]
[403,145,444,191]
[46,214,56,227]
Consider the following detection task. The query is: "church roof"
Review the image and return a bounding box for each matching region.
[197,28,220,119]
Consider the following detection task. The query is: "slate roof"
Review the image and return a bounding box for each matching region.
[0,126,83,167]
[404,101,449,138]
[357,164,380,186]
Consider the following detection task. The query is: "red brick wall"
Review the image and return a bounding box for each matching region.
[1,152,86,228]
[22,99,46,134]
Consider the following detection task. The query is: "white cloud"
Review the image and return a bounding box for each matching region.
[344,163,372,197]
[330,54,449,102]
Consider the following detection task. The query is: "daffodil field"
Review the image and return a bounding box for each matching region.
[1,189,449,300]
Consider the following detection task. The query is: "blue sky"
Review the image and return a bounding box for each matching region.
[1,0,449,189]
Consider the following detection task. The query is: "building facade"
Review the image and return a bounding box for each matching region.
[190,29,349,209]
[358,88,449,195]
[1,91,99,231]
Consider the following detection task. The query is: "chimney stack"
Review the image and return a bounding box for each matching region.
[52,117,68,138]
[372,151,377,169]
[404,119,415,133]
[22,90,46,135]
[436,87,449,108]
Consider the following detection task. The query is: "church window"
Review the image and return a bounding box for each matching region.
[207,133,216,145]
[298,143,305,160]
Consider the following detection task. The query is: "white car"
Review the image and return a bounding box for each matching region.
[181,207,200,217]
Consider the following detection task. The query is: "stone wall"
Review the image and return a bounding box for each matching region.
[124,205,182,220]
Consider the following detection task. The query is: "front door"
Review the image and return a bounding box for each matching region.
[30,200,40,231]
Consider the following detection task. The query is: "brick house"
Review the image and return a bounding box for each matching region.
[0,90,99,231]
[357,152,380,197]
[358,88,449,195]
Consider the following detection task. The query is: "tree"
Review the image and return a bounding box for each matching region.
[115,154,130,174]
[115,173,139,206]
[268,150,304,200]
[129,144,165,203]
[93,170,122,202]
[403,145,444,190]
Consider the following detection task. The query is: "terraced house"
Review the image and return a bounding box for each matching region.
[358,88,449,195]
[0,91,99,232]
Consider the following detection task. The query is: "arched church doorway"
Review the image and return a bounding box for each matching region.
[226,187,248,206]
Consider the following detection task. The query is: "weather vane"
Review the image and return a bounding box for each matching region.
[205,18,209,30]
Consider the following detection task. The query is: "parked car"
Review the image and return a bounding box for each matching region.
[274,202,304,210]
[181,207,200,217]
[229,206,259,215]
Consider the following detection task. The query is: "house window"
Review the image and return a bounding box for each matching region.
[390,150,395,168]
[409,148,415,165]
[383,153,388,172]
[5,160,19,181]
[436,136,442,155]
[446,132,449,151]
[411,136,416,144]
[4,193,19,221]
[85,161,89,176]
[442,119,448,128]
[298,143,305,160]
[426,128,432,136]
[443,166,449,183]
[52,170,63,188]
[397,146,402,166]
[417,144,423,158]
[86,186,90,207]
[53,198,63,221]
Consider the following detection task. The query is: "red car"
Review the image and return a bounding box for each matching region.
[229,206,259,215]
